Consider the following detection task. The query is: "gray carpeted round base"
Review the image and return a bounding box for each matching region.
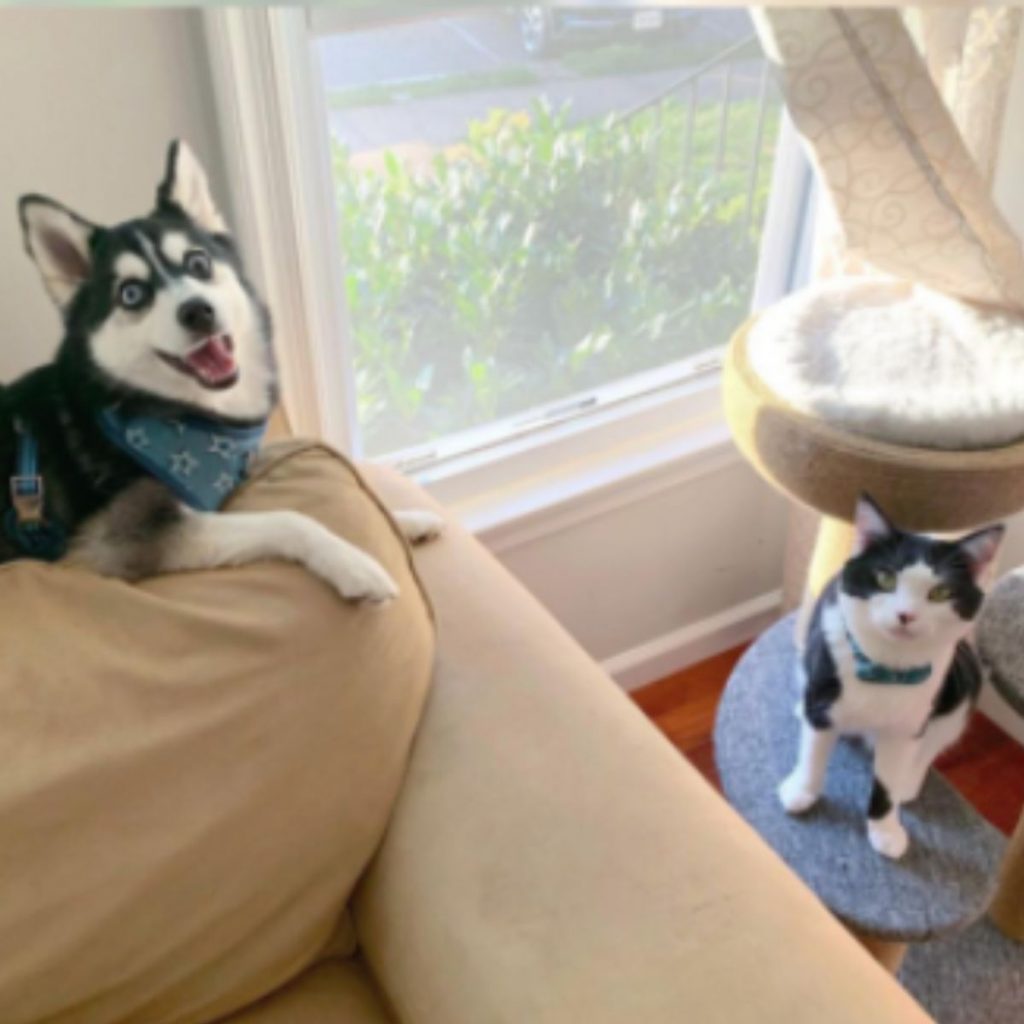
[977,569,1024,718]
[901,918,1024,1024]
[714,615,1005,942]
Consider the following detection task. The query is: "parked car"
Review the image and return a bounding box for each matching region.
[518,4,692,58]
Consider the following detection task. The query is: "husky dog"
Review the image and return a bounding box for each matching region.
[779,495,1002,858]
[1,140,440,596]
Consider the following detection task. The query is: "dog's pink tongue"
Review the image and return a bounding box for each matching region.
[185,336,236,384]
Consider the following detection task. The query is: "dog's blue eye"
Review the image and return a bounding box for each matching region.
[184,249,212,281]
[118,280,150,310]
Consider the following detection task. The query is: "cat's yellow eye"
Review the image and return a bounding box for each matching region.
[875,569,897,592]
[929,583,953,603]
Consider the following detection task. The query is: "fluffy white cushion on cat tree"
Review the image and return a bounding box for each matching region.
[747,277,1024,450]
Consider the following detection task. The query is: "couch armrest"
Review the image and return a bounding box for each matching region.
[354,467,932,1024]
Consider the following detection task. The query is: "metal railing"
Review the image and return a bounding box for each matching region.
[617,34,778,234]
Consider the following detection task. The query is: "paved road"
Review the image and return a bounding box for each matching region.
[316,9,758,155]
[334,63,766,155]
[316,12,531,92]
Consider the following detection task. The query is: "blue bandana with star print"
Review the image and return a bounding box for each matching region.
[97,406,266,512]
[844,622,932,686]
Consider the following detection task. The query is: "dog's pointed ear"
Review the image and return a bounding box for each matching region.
[19,195,98,310]
[157,139,227,234]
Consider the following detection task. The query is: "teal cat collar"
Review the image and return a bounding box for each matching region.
[844,622,932,686]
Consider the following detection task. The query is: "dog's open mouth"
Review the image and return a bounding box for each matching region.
[159,334,238,390]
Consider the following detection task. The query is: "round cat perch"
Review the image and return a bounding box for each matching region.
[722,317,1024,604]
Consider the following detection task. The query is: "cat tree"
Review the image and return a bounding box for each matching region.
[716,318,1024,1015]
[713,9,1024,1022]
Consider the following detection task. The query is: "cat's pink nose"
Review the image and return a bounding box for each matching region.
[898,611,917,625]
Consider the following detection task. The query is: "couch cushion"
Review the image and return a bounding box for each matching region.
[0,443,434,1024]
[223,960,394,1024]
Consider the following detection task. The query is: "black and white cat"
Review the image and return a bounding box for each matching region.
[779,495,1003,859]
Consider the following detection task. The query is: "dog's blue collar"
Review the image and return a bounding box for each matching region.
[4,419,67,561]
[97,406,265,512]
[844,621,932,686]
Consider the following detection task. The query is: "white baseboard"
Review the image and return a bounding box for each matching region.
[603,589,783,692]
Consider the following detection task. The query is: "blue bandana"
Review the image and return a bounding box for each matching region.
[97,406,266,512]
[844,622,932,686]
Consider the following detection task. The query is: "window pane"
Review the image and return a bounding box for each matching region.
[316,7,783,456]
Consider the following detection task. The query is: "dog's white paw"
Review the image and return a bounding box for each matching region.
[393,509,444,545]
[778,772,820,815]
[868,817,909,860]
[313,542,399,603]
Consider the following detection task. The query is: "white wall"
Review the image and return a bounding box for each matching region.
[491,452,787,687]
[0,9,226,381]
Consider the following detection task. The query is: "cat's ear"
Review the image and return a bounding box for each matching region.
[853,494,894,554]
[958,524,1005,581]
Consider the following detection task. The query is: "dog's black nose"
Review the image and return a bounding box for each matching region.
[178,298,217,335]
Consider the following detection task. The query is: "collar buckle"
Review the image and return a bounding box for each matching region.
[10,475,45,525]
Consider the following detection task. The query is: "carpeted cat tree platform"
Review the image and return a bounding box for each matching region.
[712,8,1024,1021]
[714,617,1006,975]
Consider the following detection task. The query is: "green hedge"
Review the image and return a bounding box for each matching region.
[333,98,780,455]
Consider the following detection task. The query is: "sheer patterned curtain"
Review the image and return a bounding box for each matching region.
[915,6,1021,186]
[754,6,1024,313]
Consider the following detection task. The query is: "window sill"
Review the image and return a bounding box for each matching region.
[398,368,737,552]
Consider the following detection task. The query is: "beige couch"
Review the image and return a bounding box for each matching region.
[0,446,933,1023]
[227,464,931,1023]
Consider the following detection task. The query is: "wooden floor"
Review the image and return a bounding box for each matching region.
[633,644,1024,836]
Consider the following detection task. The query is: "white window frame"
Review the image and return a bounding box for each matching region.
[203,6,811,532]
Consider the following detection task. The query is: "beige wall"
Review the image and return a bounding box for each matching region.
[0,8,226,380]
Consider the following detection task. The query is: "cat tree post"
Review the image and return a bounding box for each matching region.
[990,820,1024,940]
[854,934,909,976]
[786,515,857,645]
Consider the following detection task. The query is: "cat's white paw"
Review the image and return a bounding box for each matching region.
[868,817,909,859]
[313,542,399,603]
[393,509,444,545]
[778,772,820,815]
